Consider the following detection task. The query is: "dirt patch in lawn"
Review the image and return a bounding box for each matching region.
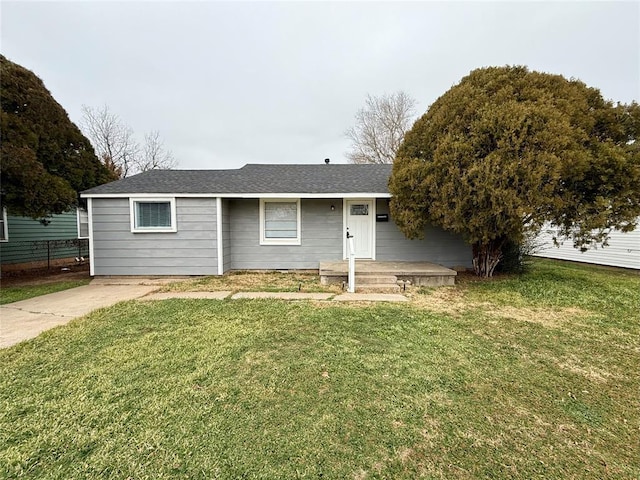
[0,264,90,287]
[555,354,619,383]
[410,287,468,315]
[411,287,587,327]
[484,305,588,328]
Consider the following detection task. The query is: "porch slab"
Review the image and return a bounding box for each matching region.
[319,260,458,287]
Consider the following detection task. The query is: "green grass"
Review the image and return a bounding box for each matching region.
[1,260,638,479]
[0,279,91,305]
[466,258,640,310]
[160,270,342,294]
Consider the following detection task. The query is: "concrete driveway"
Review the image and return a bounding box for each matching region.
[0,283,158,348]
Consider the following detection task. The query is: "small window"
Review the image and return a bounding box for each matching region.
[350,204,369,215]
[130,198,177,233]
[0,207,7,242]
[77,207,89,239]
[260,199,300,245]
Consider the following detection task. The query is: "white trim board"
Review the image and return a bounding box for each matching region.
[88,198,95,276]
[83,192,392,199]
[216,197,223,275]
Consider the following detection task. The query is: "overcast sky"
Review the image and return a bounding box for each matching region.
[2,1,639,170]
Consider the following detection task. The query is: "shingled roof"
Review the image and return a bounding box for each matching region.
[82,163,393,195]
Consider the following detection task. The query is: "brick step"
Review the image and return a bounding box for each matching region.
[355,275,398,285]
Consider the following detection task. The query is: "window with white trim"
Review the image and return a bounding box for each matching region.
[77,207,89,239]
[260,199,301,245]
[130,198,177,233]
[0,207,7,242]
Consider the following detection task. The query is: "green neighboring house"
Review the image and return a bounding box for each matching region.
[0,208,89,271]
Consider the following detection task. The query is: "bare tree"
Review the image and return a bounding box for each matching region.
[81,105,139,177]
[136,130,176,172]
[81,105,177,177]
[345,91,417,164]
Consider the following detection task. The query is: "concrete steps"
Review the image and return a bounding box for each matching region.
[320,261,458,288]
[355,274,402,293]
[357,284,401,293]
[356,275,398,285]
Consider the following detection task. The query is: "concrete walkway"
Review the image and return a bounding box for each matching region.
[333,293,408,302]
[141,291,232,301]
[231,292,333,300]
[144,291,408,302]
[1,285,408,349]
[0,284,157,348]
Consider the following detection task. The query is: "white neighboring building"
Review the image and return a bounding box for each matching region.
[533,223,640,270]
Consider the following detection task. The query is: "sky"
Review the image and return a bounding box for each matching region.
[1,1,639,170]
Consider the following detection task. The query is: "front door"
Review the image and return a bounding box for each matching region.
[346,199,373,258]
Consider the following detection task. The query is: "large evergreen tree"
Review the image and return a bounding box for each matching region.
[0,55,116,219]
[389,66,640,277]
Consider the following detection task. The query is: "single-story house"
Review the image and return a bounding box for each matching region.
[80,163,473,277]
[533,221,640,270]
[0,207,89,272]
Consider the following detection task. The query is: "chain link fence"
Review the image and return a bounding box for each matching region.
[0,238,89,270]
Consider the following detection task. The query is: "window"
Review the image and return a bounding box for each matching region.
[260,199,301,245]
[350,204,369,216]
[0,207,7,242]
[77,207,89,239]
[130,198,177,233]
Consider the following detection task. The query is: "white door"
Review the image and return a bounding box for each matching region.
[346,200,373,258]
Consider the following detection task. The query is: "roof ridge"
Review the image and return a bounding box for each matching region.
[242,163,390,167]
[82,163,392,195]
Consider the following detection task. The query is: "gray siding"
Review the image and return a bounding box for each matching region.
[228,199,343,270]
[375,199,473,268]
[221,199,232,272]
[89,196,472,275]
[92,197,218,275]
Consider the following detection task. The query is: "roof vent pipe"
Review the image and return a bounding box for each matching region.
[324,158,330,164]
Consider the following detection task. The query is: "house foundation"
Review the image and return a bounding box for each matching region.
[319,260,459,289]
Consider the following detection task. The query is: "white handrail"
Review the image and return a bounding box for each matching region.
[347,234,355,293]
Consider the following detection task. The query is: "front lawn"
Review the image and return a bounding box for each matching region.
[1,260,638,479]
[0,279,91,305]
[160,270,341,294]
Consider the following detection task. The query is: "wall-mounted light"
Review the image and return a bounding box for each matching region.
[330,205,336,211]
